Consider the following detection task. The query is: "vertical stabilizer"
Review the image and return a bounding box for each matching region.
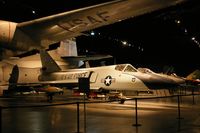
[85,61,90,68]
[40,50,61,73]
[57,38,77,57]
[8,65,19,90]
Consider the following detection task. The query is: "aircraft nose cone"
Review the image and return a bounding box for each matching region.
[135,73,180,89]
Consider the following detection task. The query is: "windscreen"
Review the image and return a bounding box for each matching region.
[115,64,126,71]
[124,65,137,72]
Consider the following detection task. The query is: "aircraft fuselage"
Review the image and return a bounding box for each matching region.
[39,64,179,92]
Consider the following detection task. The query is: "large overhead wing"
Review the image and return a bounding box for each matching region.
[18,0,186,47]
[0,0,186,57]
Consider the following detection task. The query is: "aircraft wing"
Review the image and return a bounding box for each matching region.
[61,55,113,61]
[17,0,186,48]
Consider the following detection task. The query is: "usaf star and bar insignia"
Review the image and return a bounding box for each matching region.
[101,75,116,86]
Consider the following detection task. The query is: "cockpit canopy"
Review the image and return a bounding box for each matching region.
[115,64,137,72]
[137,68,154,74]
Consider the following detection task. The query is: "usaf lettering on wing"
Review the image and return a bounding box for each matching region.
[60,11,110,31]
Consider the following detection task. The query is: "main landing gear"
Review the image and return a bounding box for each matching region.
[106,92,126,104]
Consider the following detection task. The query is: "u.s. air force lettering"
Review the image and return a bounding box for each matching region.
[61,72,89,80]
[59,11,110,31]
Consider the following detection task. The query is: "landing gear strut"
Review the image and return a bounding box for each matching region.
[119,98,125,104]
[47,93,55,102]
[107,92,126,104]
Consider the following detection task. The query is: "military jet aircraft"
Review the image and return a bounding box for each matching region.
[2,49,184,102]
[31,50,182,102]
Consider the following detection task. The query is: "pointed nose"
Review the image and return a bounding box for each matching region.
[135,73,180,89]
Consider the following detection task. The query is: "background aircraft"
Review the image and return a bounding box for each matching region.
[185,69,200,86]
[186,70,200,80]
[0,0,187,59]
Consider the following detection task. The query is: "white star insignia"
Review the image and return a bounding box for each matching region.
[104,76,112,86]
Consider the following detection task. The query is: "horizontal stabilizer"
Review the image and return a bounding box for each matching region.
[61,55,113,61]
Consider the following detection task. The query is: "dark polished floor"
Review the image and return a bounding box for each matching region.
[0,92,200,133]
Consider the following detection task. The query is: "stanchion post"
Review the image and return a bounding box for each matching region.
[76,102,80,133]
[177,95,183,119]
[177,95,180,119]
[78,77,89,133]
[0,106,2,133]
[133,98,141,126]
[83,92,86,133]
[192,88,195,105]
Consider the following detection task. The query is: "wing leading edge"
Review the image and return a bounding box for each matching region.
[16,0,187,48]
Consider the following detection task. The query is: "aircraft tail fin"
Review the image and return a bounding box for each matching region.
[163,65,175,75]
[85,61,90,68]
[8,65,19,90]
[186,69,200,80]
[40,50,61,73]
[57,38,77,57]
